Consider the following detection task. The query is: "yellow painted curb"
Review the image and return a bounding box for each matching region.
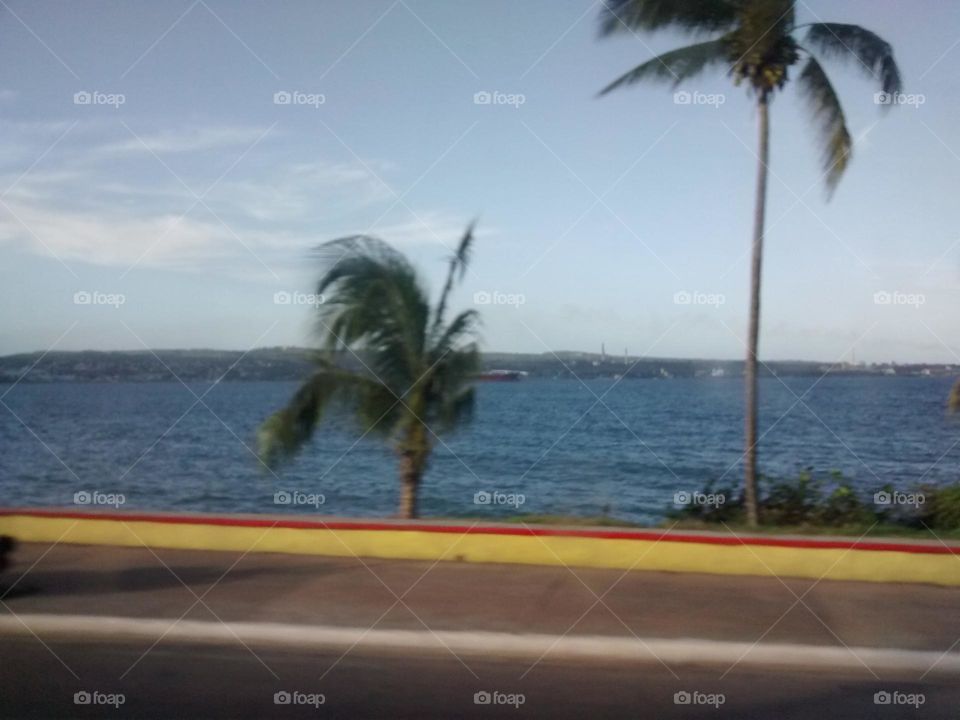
[2,512,959,587]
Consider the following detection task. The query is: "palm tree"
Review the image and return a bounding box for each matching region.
[259,225,480,519]
[598,0,901,525]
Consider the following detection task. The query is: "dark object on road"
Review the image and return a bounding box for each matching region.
[0,535,16,574]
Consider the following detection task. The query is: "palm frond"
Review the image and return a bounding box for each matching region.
[431,221,476,340]
[356,380,407,435]
[599,0,738,37]
[437,386,476,432]
[432,309,480,356]
[599,38,732,95]
[428,341,480,432]
[797,56,852,197]
[804,23,902,96]
[315,235,417,307]
[314,234,429,388]
[257,365,373,467]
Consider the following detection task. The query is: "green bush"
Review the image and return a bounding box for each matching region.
[669,470,960,532]
[813,482,875,526]
[761,470,821,525]
[931,485,960,530]
[666,482,743,523]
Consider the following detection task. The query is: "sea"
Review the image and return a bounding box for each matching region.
[1,376,957,524]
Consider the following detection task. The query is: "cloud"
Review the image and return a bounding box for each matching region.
[0,200,233,269]
[364,211,475,247]
[0,123,470,276]
[213,161,394,223]
[95,126,276,156]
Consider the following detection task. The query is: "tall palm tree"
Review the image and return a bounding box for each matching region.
[259,225,480,519]
[598,0,901,525]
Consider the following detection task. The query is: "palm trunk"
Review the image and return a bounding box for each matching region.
[744,91,770,527]
[398,450,422,520]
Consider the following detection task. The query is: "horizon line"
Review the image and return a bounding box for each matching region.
[0,346,956,368]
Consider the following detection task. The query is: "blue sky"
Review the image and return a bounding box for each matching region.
[0,0,957,363]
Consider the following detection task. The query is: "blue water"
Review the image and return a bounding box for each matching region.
[1,377,957,523]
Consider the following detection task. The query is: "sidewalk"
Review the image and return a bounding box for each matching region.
[2,541,958,654]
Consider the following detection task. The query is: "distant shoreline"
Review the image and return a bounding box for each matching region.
[0,348,955,384]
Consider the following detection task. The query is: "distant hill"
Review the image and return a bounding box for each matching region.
[0,348,955,383]
[0,348,316,384]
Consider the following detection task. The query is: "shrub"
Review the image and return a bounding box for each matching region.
[668,469,960,532]
[813,480,874,526]
[666,482,743,523]
[760,470,821,525]
[931,485,960,530]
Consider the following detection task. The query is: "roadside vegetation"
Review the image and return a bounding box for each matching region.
[668,470,960,538]
[460,472,960,540]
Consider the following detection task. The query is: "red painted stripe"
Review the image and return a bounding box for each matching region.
[1,507,958,555]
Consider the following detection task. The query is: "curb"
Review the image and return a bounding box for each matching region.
[0,614,957,674]
[1,508,959,586]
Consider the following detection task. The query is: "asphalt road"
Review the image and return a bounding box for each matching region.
[0,637,955,719]
[4,542,959,651]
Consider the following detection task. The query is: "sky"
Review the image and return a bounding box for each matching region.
[0,0,958,363]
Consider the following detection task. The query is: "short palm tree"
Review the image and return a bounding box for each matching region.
[259,225,480,519]
[598,0,901,525]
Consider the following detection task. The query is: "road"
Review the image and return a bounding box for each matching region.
[1,542,958,717]
[0,637,955,719]
[3,542,958,649]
